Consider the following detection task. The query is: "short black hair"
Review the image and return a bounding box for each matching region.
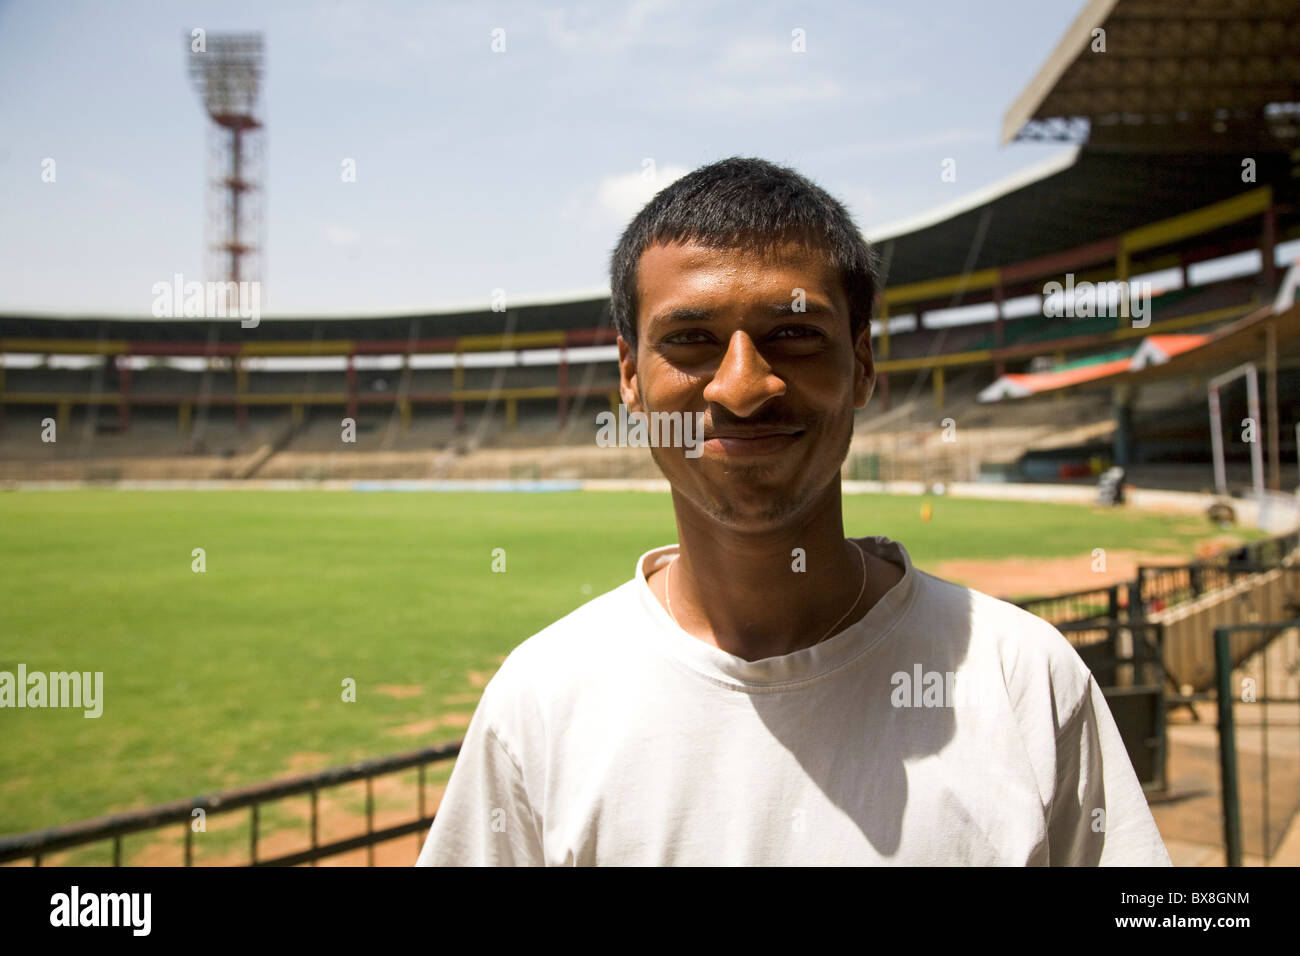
[609,156,878,348]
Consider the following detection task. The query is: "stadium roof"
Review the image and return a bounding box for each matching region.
[876,0,1300,299]
[0,295,616,347]
[1003,0,1300,146]
[5,138,1291,339]
[5,139,1293,340]
[874,149,1295,292]
[866,149,1081,242]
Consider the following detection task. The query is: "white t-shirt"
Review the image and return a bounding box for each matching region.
[416,535,1172,866]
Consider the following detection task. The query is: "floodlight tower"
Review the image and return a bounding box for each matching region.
[187,33,264,301]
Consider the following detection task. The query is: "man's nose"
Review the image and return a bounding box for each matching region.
[702,330,786,419]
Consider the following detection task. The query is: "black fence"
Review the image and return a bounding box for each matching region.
[1014,583,1125,628]
[1132,530,1300,621]
[1011,530,1299,628]
[0,741,460,867]
[1056,621,1168,793]
[1213,620,1300,867]
[1012,528,1300,832]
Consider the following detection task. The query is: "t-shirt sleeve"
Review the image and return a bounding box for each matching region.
[1047,673,1172,866]
[414,700,544,867]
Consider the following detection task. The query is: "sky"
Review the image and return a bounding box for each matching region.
[1,0,1101,317]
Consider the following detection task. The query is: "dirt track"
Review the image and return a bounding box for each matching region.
[927,536,1246,601]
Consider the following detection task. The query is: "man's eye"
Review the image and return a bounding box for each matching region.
[662,331,712,346]
[771,326,822,340]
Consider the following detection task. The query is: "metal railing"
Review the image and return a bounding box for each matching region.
[0,741,461,867]
[1057,621,1169,793]
[1056,621,1165,686]
[1014,582,1125,628]
[1008,530,1296,627]
[1132,530,1299,620]
[1214,620,1300,867]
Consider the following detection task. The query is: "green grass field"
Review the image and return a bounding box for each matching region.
[0,489,1255,844]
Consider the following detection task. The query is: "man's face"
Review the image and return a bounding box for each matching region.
[619,238,874,531]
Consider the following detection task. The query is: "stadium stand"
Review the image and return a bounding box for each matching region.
[2,0,1298,496]
[4,0,1299,871]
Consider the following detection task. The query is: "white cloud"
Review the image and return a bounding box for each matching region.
[84,165,133,192]
[595,163,691,223]
[690,77,843,112]
[311,0,448,86]
[325,225,360,246]
[836,187,877,220]
[684,33,845,114]
[544,0,679,54]
[812,128,988,162]
[712,34,789,76]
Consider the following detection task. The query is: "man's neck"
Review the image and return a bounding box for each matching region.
[651,482,903,661]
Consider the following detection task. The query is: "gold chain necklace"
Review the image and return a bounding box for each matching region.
[663,540,868,647]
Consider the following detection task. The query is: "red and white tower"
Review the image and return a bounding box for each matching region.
[188,33,265,303]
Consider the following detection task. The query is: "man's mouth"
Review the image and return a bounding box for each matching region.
[701,428,804,457]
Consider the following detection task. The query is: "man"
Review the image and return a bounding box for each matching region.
[417,157,1171,866]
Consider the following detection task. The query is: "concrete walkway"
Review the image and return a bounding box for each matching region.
[1149,701,1300,866]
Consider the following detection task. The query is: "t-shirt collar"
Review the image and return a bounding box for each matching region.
[632,535,919,690]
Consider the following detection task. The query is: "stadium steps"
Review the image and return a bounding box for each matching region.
[847,387,1115,482]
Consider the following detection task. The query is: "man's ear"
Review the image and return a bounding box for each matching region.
[617,336,644,414]
[853,323,875,410]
